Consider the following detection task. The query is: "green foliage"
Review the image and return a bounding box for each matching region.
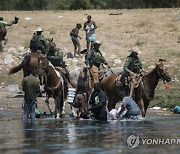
[0,0,177,10]
[150,88,180,109]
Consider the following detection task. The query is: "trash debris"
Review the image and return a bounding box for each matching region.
[109,13,123,15]
[163,108,167,111]
[150,106,161,110]
[173,106,180,114]
[3,54,15,64]
[35,109,46,118]
[6,84,20,92]
[24,17,31,21]
[165,85,172,89]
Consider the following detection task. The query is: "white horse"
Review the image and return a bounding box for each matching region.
[69,66,124,88]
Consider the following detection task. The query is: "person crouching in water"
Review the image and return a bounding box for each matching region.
[70,23,82,58]
[117,97,141,119]
[22,68,40,123]
[88,83,108,121]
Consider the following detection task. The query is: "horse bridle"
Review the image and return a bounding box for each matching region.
[156,66,168,83]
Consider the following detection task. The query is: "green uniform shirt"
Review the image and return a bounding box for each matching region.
[123,56,142,73]
[47,48,65,67]
[0,21,8,26]
[85,49,107,68]
[22,75,40,101]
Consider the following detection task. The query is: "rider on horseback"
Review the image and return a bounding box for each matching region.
[0,17,19,50]
[120,47,144,96]
[47,43,70,83]
[85,41,108,87]
[30,28,48,54]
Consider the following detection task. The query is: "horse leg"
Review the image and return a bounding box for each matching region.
[61,101,66,116]
[138,99,145,117]
[70,105,76,117]
[54,98,61,119]
[0,40,2,51]
[107,96,114,111]
[144,102,150,115]
[45,94,53,114]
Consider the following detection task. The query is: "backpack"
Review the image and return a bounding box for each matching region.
[30,35,42,50]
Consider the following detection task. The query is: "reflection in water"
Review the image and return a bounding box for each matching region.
[0,114,179,154]
[67,123,77,149]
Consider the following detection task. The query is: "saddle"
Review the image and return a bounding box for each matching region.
[115,73,142,98]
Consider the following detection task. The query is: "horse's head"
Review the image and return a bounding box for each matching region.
[156,62,171,83]
[46,38,56,52]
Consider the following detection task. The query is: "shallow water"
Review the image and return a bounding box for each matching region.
[0,112,179,154]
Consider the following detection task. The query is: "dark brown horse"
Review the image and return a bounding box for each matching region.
[102,62,171,117]
[44,62,68,118]
[8,52,47,77]
[0,23,7,51]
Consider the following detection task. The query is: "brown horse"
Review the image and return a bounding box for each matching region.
[44,62,68,118]
[9,52,47,77]
[102,62,171,117]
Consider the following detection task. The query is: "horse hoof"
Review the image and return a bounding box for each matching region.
[70,113,76,117]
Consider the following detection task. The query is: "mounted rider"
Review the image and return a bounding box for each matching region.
[47,42,70,83]
[0,16,19,50]
[120,47,144,97]
[84,41,108,88]
[30,28,48,54]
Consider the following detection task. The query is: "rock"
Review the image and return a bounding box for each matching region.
[113,59,122,64]
[65,52,73,59]
[6,84,20,92]
[101,52,106,56]
[7,47,18,54]
[3,54,15,64]
[17,46,25,52]
[110,55,117,59]
[19,51,30,59]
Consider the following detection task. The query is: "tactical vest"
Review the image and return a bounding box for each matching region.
[87,50,103,67]
[30,35,43,51]
[128,57,142,73]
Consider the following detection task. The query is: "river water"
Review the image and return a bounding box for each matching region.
[0,112,179,154]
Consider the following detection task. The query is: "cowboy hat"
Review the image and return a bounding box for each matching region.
[34,27,43,32]
[129,47,141,54]
[92,41,102,47]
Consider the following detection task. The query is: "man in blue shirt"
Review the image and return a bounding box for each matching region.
[117,97,141,118]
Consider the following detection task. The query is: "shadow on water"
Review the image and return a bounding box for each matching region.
[0,113,179,154]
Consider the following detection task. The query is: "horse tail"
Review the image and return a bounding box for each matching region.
[8,56,31,75]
